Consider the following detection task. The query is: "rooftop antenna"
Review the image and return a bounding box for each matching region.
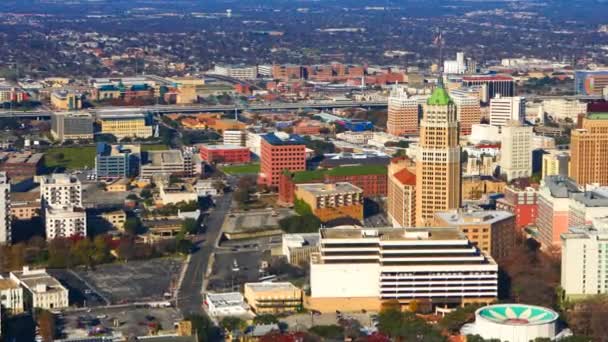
[433,29,445,87]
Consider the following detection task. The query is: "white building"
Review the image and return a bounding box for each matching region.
[0,172,10,245]
[213,64,258,80]
[542,99,587,121]
[10,267,69,310]
[561,218,608,299]
[490,95,526,128]
[39,174,82,208]
[45,206,87,239]
[0,276,24,313]
[443,52,467,74]
[204,292,249,317]
[500,121,533,181]
[223,130,246,146]
[336,131,374,145]
[569,187,608,227]
[308,226,498,313]
[281,233,320,264]
[468,124,501,144]
[246,132,263,156]
[193,179,219,197]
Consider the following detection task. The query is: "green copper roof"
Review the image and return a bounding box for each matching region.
[588,112,608,120]
[427,86,452,106]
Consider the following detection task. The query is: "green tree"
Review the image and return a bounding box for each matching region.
[71,239,94,267]
[124,217,142,235]
[181,218,199,235]
[278,215,321,233]
[293,198,313,216]
[438,304,483,333]
[220,317,246,333]
[185,314,221,342]
[140,188,153,199]
[253,314,279,325]
[48,238,72,268]
[92,235,112,264]
[377,308,444,342]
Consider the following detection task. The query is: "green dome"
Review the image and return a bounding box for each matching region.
[427,86,452,106]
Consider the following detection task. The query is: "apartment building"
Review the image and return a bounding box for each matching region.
[537,176,581,247]
[387,86,425,136]
[295,182,364,222]
[39,174,83,208]
[308,227,498,313]
[10,267,69,310]
[45,206,87,239]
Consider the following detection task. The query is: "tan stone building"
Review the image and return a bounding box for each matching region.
[11,191,40,220]
[387,158,416,227]
[387,87,426,136]
[243,282,303,314]
[415,83,462,226]
[462,177,506,200]
[434,209,516,261]
[101,210,126,230]
[295,182,363,222]
[570,113,608,186]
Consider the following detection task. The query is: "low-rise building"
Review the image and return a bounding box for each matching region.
[223,130,246,146]
[0,152,43,179]
[0,276,24,313]
[11,191,40,220]
[51,112,94,141]
[295,183,364,222]
[50,90,83,111]
[10,267,69,310]
[199,145,251,164]
[193,179,219,197]
[434,209,516,261]
[140,150,190,178]
[95,143,141,179]
[158,183,198,205]
[281,233,320,265]
[101,210,126,230]
[244,282,303,314]
[97,110,154,139]
[204,292,249,317]
[569,187,608,227]
[496,185,538,230]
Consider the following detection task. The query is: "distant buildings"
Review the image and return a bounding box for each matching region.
[542,99,587,121]
[443,52,467,75]
[450,88,482,135]
[387,158,416,227]
[243,282,303,314]
[462,75,515,103]
[51,111,94,142]
[259,132,306,188]
[489,95,526,128]
[469,124,501,145]
[10,267,69,310]
[199,145,251,164]
[140,150,192,178]
[50,90,83,110]
[574,70,608,95]
[0,173,10,245]
[213,64,258,80]
[308,227,498,313]
[415,83,461,227]
[387,86,425,136]
[570,112,608,186]
[499,121,533,181]
[96,110,154,139]
[295,182,364,222]
[561,218,608,299]
[95,143,141,179]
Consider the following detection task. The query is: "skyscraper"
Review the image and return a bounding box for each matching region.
[415,82,461,227]
[499,121,533,181]
[386,86,425,136]
[450,89,482,135]
[570,113,608,186]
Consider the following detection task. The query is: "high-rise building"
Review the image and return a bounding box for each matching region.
[386,86,426,136]
[462,75,515,103]
[0,173,10,245]
[489,95,526,128]
[570,113,608,186]
[387,158,416,227]
[258,132,306,188]
[40,174,83,208]
[537,176,581,248]
[499,121,533,181]
[50,112,94,142]
[415,83,461,227]
[450,89,482,135]
[45,206,87,239]
[574,70,608,96]
[40,174,86,239]
[561,218,608,300]
[308,227,498,313]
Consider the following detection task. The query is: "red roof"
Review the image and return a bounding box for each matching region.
[393,168,416,186]
[462,75,513,81]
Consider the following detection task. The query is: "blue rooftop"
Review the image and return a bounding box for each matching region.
[262,132,305,146]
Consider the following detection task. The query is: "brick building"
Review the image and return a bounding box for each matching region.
[0,152,43,179]
[258,133,306,188]
[199,145,251,164]
[496,185,539,230]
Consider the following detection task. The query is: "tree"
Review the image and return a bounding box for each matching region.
[124,217,142,235]
[126,194,139,200]
[185,314,221,342]
[278,215,321,234]
[37,310,55,342]
[92,235,112,264]
[117,236,136,261]
[438,304,483,333]
[253,314,279,325]
[48,238,72,268]
[377,308,444,342]
[71,238,94,267]
[293,198,313,216]
[220,317,245,333]
[308,325,343,339]
[140,188,153,199]
[181,218,199,235]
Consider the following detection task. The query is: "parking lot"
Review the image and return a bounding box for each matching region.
[208,250,266,292]
[72,258,184,304]
[50,269,109,308]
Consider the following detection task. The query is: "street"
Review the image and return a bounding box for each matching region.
[176,190,233,316]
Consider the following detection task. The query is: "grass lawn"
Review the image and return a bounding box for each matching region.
[44,146,96,170]
[219,163,260,175]
[141,144,169,151]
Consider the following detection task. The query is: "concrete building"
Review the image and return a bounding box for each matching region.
[542,150,570,179]
[542,99,587,121]
[199,145,251,164]
[243,282,303,314]
[140,150,190,178]
[570,112,608,186]
[308,227,498,313]
[95,143,141,179]
[10,267,69,310]
[434,209,516,261]
[569,187,608,227]
[50,112,94,141]
[443,52,467,75]
[259,133,306,188]
[50,90,83,111]
[0,276,23,313]
[11,191,40,221]
[0,152,43,179]
[39,174,82,208]
[158,183,198,205]
[415,83,461,227]
[281,233,320,265]
[450,89,482,135]
[295,182,363,223]
[489,95,525,128]
[45,206,87,239]
[387,86,425,136]
[204,292,249,317]
[561,218,608,299]
[537,176,581,248]
[223,130,246,146]
[96,110,153,139]
[0,173,10,245]
[387,158,416,227]
[499,121,533,181]
[469,124,501,145]
[213,64,258,80]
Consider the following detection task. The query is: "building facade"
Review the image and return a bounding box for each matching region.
[387,86,425,136]
[569,187,608,227]
[489,95,525,128]
[570,113,608,186]
[450,89,482,136]
[45,206,87,239]
[95,143,141,179]
[0,173,10,245]
[97,111,153,139]
[0,277,24,313]
[415,83,461,227]
[295,183,364,222]
[10,267,69,310]
[387,158,416,227]
[462,75,515,103]
[223,130,247,146]
[40,174,83,208]
[243,282,303,314]
[574,70,608,95]
[308,227,498,313]
[199,145,251,164]
[537,176,581,248]
[496,186,538,230]
[259,133,306,188]
[499,121,533,181]
[50,90,83,111]
[50,112,94,141]
[542,150,570,179]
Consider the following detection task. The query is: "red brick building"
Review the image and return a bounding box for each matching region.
[496,185,538,230]
[293,121,323,135]
[279,165,388,205]
[199,145,251,164]
[258,133,306,188]
[0,152,43,179]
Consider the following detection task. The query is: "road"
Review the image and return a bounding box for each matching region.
[176,190,233,316]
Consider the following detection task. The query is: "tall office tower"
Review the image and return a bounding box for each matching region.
[499,121,533,181]
[489,95,526,128]
[462,75,515,103]
[450,89,482,135]
[0,172,10,245]
[570,113,608,186]
[387,86,424,136]
[387,158,416,227]
[415,83,461,227]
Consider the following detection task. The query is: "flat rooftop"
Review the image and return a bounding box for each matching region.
[146,150,183,165]
[543,175,580,197]
[296,182,363,196]
[11,268,67,294]
[201,144,249,150]
[4,152,44,165]
[320,226,466,241]
[262,132,305,146]
[245,282,299,292]
[435,209,514,226]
